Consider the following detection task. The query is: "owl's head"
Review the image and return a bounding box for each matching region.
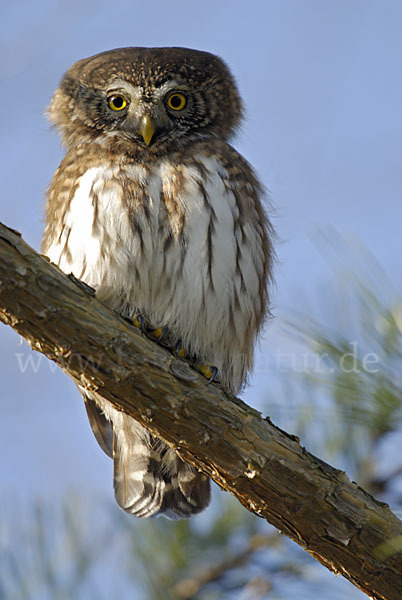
[48,47,243,154]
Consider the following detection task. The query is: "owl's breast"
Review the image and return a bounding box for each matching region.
[43,152,268,390]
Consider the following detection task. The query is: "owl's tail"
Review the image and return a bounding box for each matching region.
[84,394,210,519]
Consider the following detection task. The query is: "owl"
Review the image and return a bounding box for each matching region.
[42,47,274,519]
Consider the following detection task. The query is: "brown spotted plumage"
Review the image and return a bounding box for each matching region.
[42,47,274,519]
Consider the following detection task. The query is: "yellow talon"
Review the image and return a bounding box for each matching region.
[149,326,165,339]
[132,316,169,342]
[131,317,218,384]
[195,364,215,380]
[177,346,187,358]
[132,314,144,329]
[174,340,188,359]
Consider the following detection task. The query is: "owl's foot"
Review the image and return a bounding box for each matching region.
[148,325,169,341]
[194,364,219,383]
[175,341,219,383]
[131,317,219,384]
[132,313,146,332]
[175,340,188,359]
[132,314,168,341]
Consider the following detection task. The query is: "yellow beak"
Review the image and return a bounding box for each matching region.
[139,115,156,146]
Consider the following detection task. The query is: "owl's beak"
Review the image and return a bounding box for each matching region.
[139,115,156,146]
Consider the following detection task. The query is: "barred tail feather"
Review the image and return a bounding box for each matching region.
[113,422,211,519]
[83,391,210,519]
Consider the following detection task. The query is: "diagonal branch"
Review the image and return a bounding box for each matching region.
[0,221,401,600]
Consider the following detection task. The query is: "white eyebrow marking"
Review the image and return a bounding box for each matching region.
[105,79,190,106]
[152,80,190,101]
[106,80,142,101]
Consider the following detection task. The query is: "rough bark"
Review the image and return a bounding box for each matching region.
[0,221,401,599]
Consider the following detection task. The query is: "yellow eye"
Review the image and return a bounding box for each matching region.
[107,94,128,111]
[167,93,187,111]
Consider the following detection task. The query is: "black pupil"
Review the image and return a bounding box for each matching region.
[112,96,124,108]
[170,95,183,108]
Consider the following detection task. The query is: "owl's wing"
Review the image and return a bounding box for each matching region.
[83,394,113,458]
[82,389,210,518]
[112,412,210,519]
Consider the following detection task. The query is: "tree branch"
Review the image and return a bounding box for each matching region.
[0,221,401,599]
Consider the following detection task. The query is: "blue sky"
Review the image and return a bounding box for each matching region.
[0,1,401,594]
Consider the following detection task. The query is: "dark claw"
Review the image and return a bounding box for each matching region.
[149,325,169,341]
[132,313,146,332]
[194,363,219,383]
[207,366,219,384]
[175,340,187,359]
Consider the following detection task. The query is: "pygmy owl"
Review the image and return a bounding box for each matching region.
[42,47,274,519]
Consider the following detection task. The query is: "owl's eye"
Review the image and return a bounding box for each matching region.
[166,93,187,111]
[107,94,128,111]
